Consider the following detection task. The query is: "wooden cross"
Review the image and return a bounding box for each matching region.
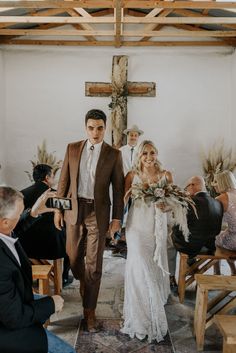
[85,55,156,148]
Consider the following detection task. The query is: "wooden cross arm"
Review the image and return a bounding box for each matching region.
[85,82,112,97]
[85,81,156,97]
[127,81,156,97]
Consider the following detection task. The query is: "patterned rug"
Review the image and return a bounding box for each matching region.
[75,318,174,353]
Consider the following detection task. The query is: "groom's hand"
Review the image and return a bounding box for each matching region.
[54,211,64,230]
[109,219,121,240]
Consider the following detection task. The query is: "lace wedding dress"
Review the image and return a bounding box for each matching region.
[121,175,170,343]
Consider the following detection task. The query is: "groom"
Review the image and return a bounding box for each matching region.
[55,109,124,331]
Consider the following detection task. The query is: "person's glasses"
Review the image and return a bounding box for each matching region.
[184,183,195,190]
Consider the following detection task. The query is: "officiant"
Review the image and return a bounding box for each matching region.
[119,124,143,176]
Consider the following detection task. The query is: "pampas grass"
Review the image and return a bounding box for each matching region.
[25,139,62,182]
[200,140,236,196]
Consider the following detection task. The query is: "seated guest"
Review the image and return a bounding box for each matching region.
[0,186,75,353]
[171,176,223,268]
[20,164,72,287]
[212,171,236,275]
[213,170,236,251]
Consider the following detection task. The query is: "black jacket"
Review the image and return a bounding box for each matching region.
[20,181,66,259]
[172,192,223,257]
[0,212,55,353]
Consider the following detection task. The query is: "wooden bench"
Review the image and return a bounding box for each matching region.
[32,264,53,295]
[178,251,236,303]
[193,274,236,351]
[214,315,236,353]
[30,258,63,294]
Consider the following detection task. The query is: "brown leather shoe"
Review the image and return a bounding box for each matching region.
[83,309,99,333]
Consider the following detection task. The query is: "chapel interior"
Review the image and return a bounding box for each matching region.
[1,1,236,352]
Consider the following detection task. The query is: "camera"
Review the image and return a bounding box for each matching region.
[47,197,72,210]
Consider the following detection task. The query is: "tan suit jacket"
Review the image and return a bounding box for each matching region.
[57,140,124,235]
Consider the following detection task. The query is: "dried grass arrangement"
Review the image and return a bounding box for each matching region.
[201,140,236,197]
[25,140,62,182]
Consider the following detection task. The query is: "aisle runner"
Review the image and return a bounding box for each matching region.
[75,318,174,353]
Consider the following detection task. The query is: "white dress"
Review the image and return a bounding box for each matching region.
[121,175,170,343]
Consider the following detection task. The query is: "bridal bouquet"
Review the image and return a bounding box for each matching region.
[129,179,196,241]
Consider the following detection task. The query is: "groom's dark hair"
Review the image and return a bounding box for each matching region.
[85,109,107,126]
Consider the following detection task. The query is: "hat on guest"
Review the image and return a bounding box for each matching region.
[123,124,144,136]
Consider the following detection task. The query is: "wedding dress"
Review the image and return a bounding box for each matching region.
[121,175,170,343]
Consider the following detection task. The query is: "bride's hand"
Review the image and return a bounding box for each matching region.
[155,202,171,213]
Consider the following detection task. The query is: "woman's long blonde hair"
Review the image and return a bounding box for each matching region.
[133,140,162,175]
[213,170,236,193]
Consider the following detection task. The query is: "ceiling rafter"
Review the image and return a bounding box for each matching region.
[114,0,122,47]
[140,9,173,42]
[0,1,236,9]
[0,1,236,47]
[66,8,97,42]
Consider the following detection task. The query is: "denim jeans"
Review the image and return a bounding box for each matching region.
[33,294,76,353]
[46,329,76,353]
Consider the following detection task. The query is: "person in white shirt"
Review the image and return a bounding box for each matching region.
[54,109,124,332]
[119,124,144,176]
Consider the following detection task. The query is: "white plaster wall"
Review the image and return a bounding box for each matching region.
[0,50,5,184]
[232,50,236,137]
[2,46,235,189]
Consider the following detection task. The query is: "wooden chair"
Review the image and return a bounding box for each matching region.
[30,258,63,294]
[32,264,52,295]
[178,251,236,303]
[215,247,236,275]
[193,274,236,351]
[214,315,236,353]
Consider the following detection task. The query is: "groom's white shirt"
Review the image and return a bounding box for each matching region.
[78,140,103,199]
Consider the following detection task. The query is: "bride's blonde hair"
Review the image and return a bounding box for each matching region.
[133,140,162,175]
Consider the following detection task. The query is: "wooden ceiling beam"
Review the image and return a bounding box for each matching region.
[1,28,236,37]
[125,30,236,37]
[124,1,236,9]
[0,9,69,28]
[123,17,236,24]
[0,16,115,24]
[0,28,114,35]
[0,39,232,47]
[114,0,122,47]
[172,8,236,29]
[141,9,173,41]
[171,23,232,46]
[0,1,236,10]
[66,9,97,41]
[1,16,236,25]
[0,1,114,8]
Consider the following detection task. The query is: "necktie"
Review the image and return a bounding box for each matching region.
[131,147,134,163]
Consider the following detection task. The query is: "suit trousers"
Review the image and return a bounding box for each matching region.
[66,199,106,309]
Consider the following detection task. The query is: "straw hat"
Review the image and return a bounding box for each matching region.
[123,124,144,136]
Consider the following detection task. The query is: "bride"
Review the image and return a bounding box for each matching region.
[121,140,173,343]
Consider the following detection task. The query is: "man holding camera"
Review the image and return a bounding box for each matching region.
[0,186,75,353]
[20,164,73,287]
[55,109,124,332]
